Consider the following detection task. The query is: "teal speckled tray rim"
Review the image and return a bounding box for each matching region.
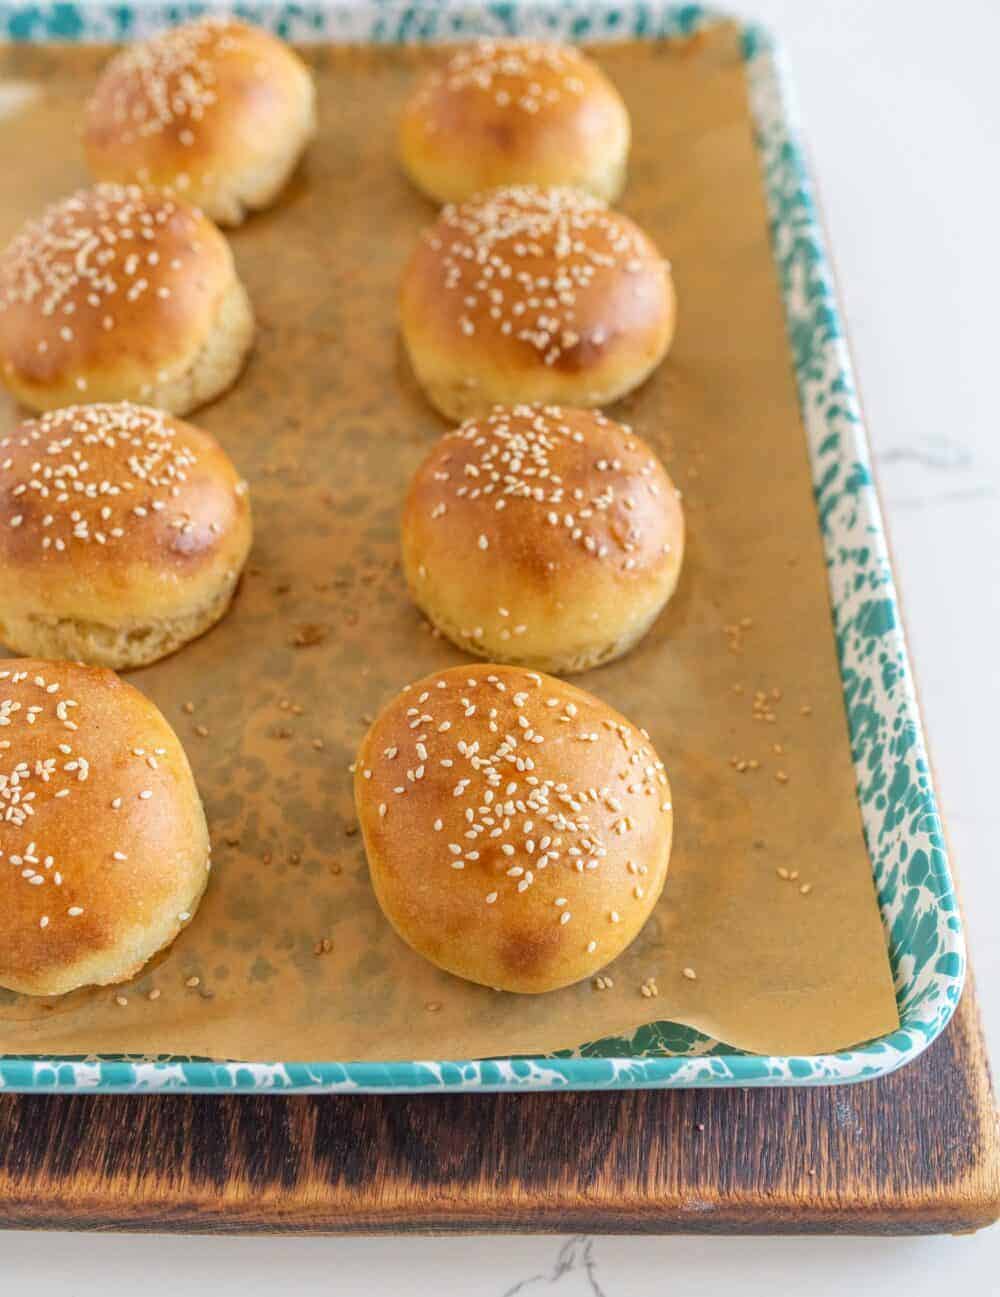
[0,2,966,1094]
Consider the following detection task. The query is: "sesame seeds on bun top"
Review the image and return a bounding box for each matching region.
[354,663,673,992]
[410,403,678,571]
[87,16,240,147]
[0,183,247,413]
[0,401,247,560]
[399,185,676,419]
[0,402,253,668]
[430,185,657,363]
[1,184,200,336]
[415,39,595,114]
[84,17,317,227]
[399,39,631,205]
[0,659,210,995]
[401,405,685,674]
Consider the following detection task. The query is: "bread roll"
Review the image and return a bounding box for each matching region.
[0,658,210,996]
[400,39,630,204]
[0,402,252,669]
[399,184,675,420]
[355,663,673,993]
[85,17,316,227]
[0,183,254,415]
[402,404,683,673]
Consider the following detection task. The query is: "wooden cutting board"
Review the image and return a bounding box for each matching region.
[0,968,996,1234]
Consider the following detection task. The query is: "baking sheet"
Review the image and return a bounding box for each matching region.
[0,23,899,1060]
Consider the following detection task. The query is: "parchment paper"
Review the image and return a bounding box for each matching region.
[0,24,899,1060]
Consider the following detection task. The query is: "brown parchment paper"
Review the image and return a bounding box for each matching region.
[0,23,899,1061]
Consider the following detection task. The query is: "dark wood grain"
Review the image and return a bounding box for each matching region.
[0,970,996,1235]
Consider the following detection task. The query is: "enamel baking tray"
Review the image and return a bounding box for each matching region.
[0,1,964,1094]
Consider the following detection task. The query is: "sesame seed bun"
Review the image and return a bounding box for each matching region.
[0,184,254,416]
[84,17,316,228]
[0,403,253,670]
[402,405,684,674]
[399,40,630,204]
[0,658,210,996]
[355,664,673,993]
[399,185,675,421]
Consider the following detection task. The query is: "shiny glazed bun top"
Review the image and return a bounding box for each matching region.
[355,664,674,993]
[84,17,316,226]
[400,39,630,203]
[399,185,675,420]
[0,658,210,996]
[0,402,252,669]
[402,404,684,674]
[0,183,253,415]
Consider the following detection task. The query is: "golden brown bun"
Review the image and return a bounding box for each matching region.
[399,40,630,204]
[0,658,210,996]
[355,664,673,993]
[399,185,675,420]
[0,403,252,669]
[84,18,316,227]
[402,405,684,674]
[0,184,254,416]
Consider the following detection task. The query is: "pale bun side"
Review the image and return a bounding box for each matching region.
[399,185,675,421]
[402,405,684,674]
[0,402,253,669]
[355,663,673,993]
[0,184,254,416]
[85,17,317,227]
[0,659,210,996]
[400,40,630,204]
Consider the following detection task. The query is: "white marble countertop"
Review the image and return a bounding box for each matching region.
[7,0,1000,1288]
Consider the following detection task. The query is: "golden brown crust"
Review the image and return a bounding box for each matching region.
[402,405,684,673]
[399,40,630,204]
[399,185,675,420]
[84,18,316,226]
[355,664,673,993]
[0,403,252,667]
[0,184,252,413]
[0,659,210,996]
